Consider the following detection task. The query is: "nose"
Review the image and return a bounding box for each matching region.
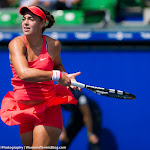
[23,19,29,26]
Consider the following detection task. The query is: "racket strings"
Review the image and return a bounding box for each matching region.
[87,86,135,100]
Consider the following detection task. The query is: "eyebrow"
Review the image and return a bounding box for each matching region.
[23,16,34,19]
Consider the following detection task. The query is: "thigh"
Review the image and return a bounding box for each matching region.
[19,123,34,146]
[33,125,61,147]
[41,105,63,130]
[20,131,33,147]
[32,105,63,148]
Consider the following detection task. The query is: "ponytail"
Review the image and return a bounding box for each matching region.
[36,6,55,33]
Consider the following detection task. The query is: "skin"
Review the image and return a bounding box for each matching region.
[58,0,81,5]
[9,10,80,149]
[79,104,99,144]
[59,103,99,145]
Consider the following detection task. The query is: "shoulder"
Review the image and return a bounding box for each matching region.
[8,36,25,52]
[78,94,88,106]
[71,89,88,106]
[44,35,61,52]
[9,36,23,46]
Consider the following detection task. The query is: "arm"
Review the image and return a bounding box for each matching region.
[52,39,81,87]
[79,103,93,133]
[9,37,71,87]
[53,40,65,72]
[9,37,53,82]
[50,39,72,85]
[79,97,99,144]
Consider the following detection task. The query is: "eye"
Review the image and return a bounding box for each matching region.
[30,18,34,21]
[27,17,34,21]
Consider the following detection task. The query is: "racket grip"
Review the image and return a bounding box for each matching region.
[71,81,85,88]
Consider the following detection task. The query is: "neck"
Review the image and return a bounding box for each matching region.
[25,34,43,48]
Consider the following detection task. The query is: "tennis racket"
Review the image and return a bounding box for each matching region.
[71,81,136,100]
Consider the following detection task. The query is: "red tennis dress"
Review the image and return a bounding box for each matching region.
[0,35,77,133]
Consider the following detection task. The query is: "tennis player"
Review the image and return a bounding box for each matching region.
[59,89,102,150]
[0,6,80,148]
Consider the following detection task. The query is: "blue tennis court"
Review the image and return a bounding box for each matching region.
[0,45,150,150]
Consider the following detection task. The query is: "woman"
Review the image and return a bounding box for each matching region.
[0,6,80,148]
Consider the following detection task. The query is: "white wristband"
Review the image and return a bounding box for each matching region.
[52,70,61,81]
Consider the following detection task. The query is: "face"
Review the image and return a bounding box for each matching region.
[22,10,45,36]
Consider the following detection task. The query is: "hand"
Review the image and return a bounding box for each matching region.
[59,130,65,141]
[59,73,71,87]
[59,128,69,142]
[88,133,99,144]
[59,71,81,88]
[67,72,81,90]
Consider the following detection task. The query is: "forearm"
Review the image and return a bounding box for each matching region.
[54,64,65,72]
[20,67,71,87]
[83,115,93,133]
[19,67,53,82]
[79,104,93,133]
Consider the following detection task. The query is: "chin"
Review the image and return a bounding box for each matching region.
[23,31,34,36]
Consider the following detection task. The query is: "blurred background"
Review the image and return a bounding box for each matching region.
[0,0,150,150]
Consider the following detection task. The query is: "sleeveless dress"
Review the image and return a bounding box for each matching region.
[0,35,77,127]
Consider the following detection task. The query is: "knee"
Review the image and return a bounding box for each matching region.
[33,125,61,146]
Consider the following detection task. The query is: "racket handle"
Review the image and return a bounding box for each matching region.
[71,81,85,88]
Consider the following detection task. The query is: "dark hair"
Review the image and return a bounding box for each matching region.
[36,6,55,33]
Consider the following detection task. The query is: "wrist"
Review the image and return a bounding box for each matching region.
[52,70,61,81]
[61,71,68,75]
[87,132,93,137]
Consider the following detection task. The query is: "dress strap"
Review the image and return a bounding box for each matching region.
[41,35,48,53]
[21,35,27,49]
[21,35,27,59]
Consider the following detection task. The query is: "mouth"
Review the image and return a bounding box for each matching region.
[24,27,30,31]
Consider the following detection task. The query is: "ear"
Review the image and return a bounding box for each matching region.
[40,20,45,28]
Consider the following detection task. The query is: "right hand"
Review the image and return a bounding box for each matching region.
[88,133,99,144]
[59,73,71,87]
[59,128,69,142]
[67,72,81,90]
[58,72,81,87]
